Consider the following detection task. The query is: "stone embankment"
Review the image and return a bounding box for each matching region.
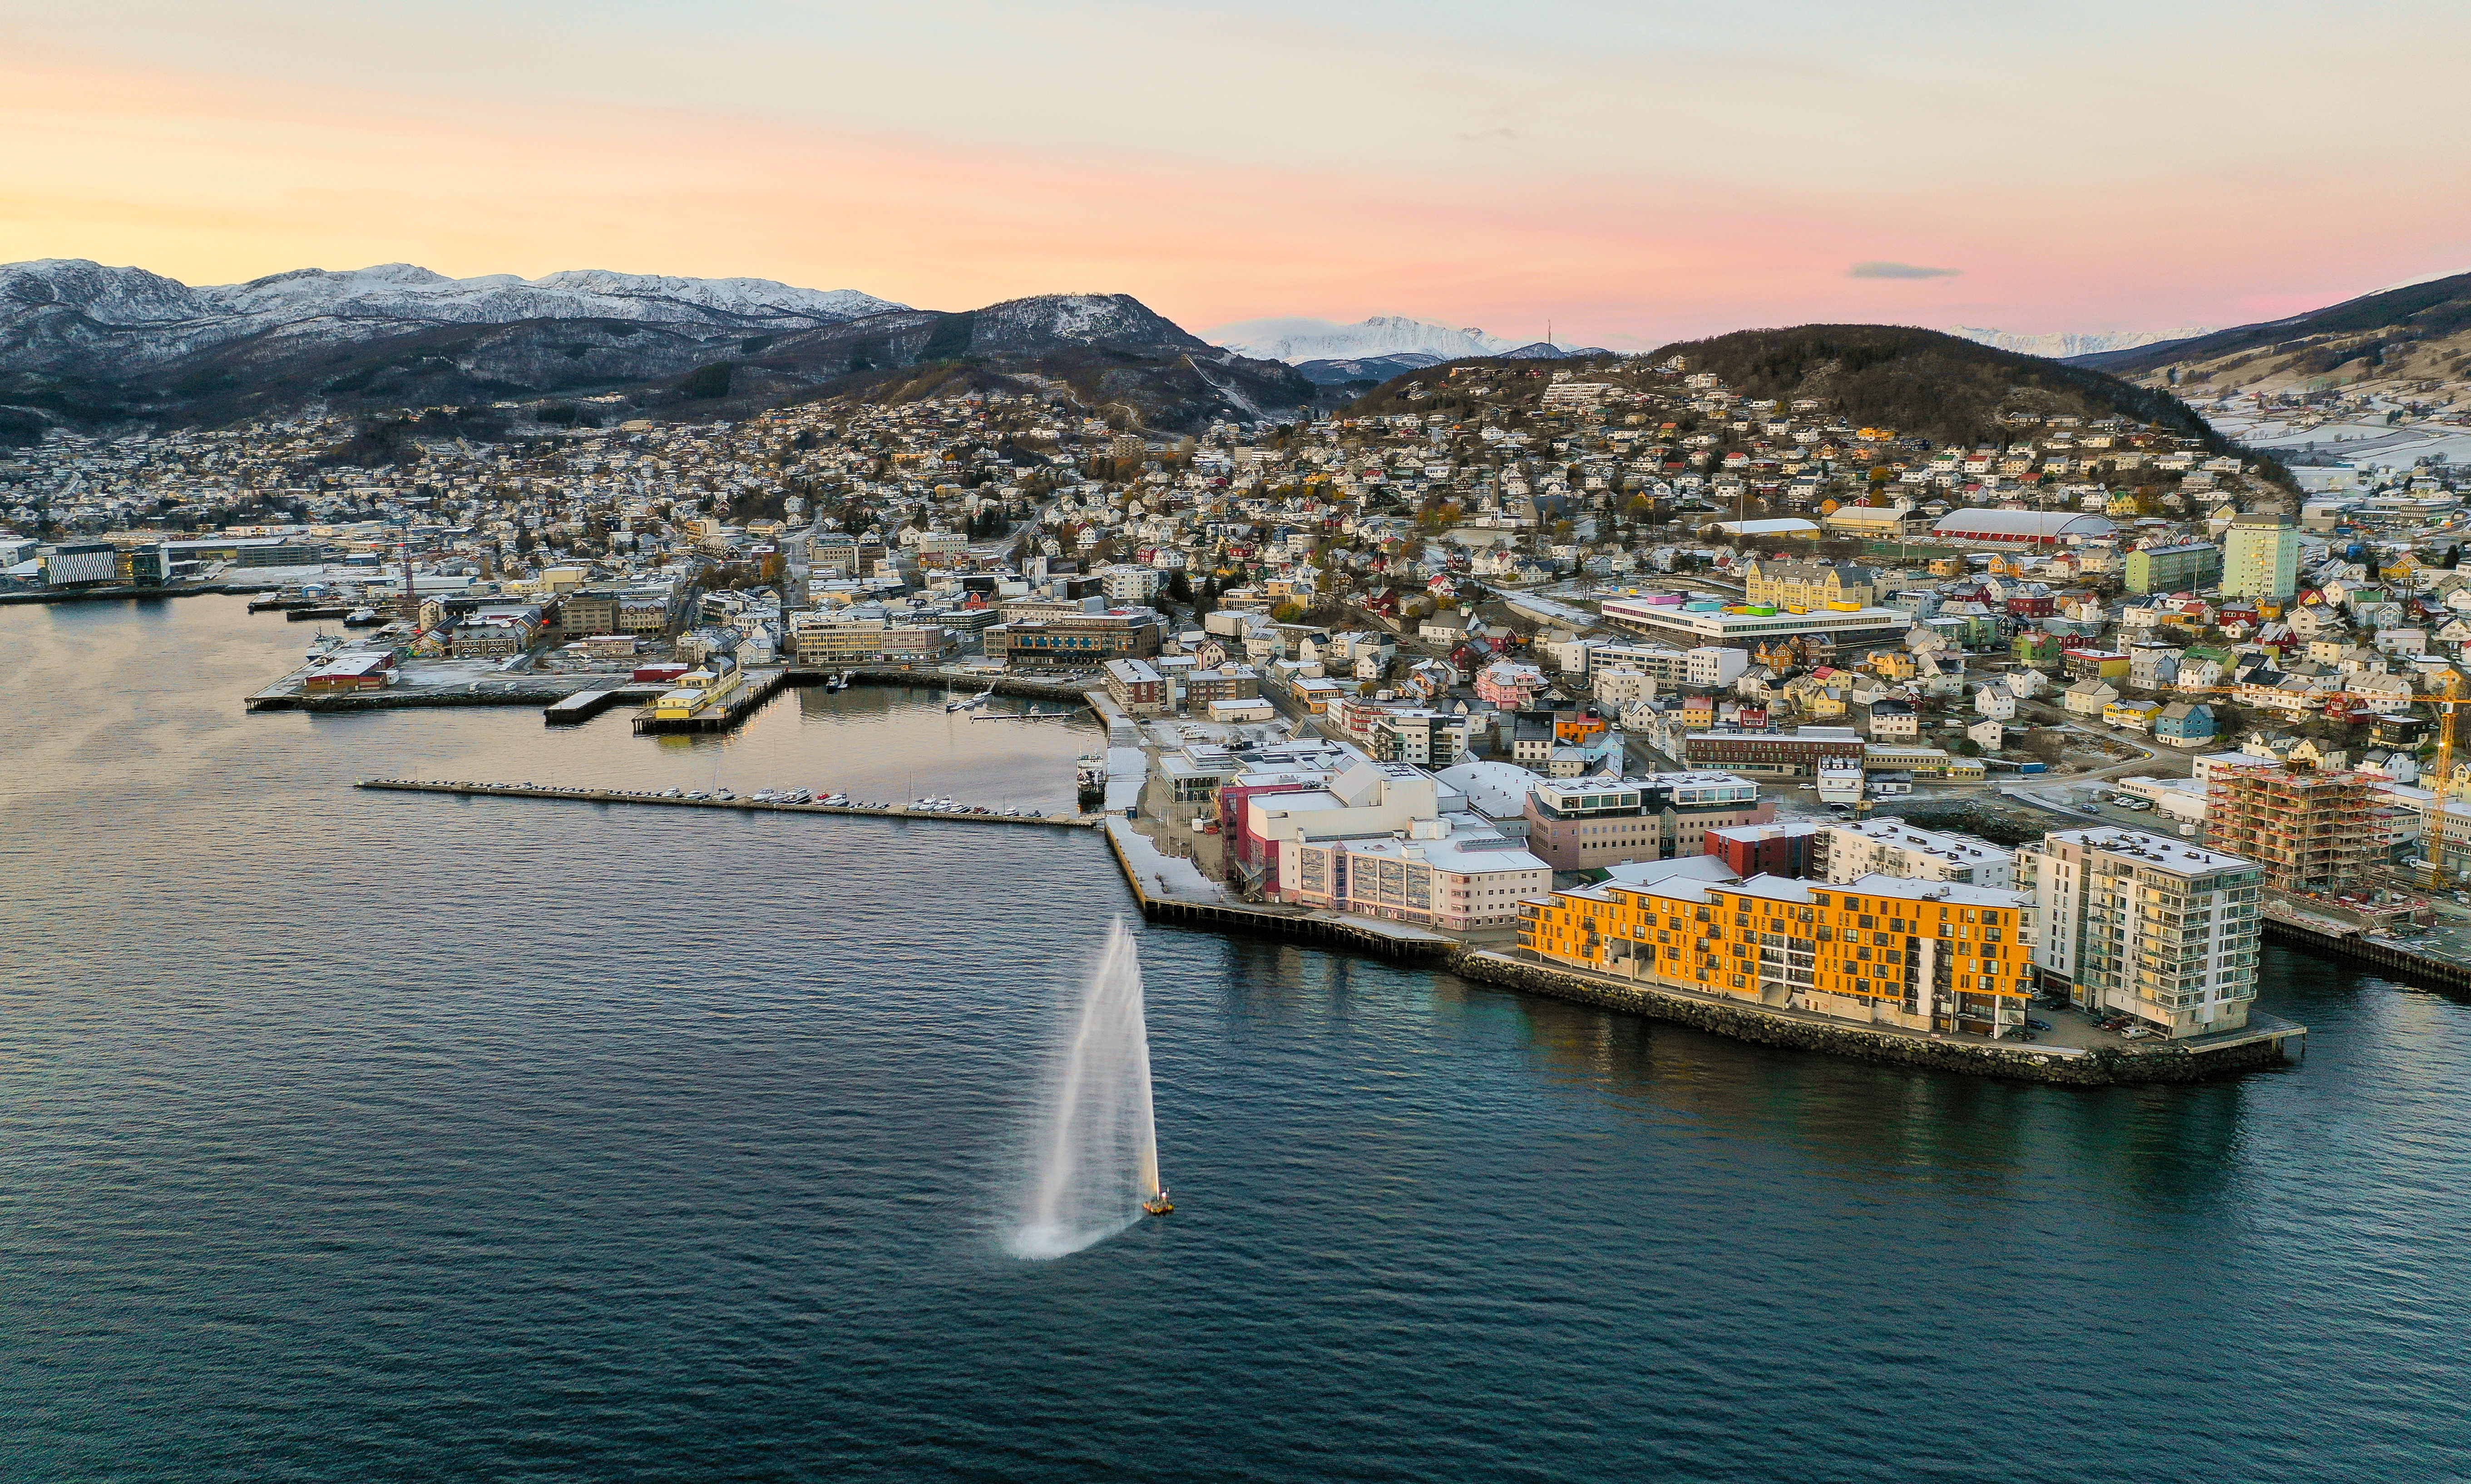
[1445,952,2305,1087]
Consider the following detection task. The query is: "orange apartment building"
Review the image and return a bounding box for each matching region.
[1518,868,2036,1038]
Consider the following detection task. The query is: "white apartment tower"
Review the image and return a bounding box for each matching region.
[2015,828,2265,1039]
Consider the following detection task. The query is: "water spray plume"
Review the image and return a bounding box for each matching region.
[1009,918,1162,1259]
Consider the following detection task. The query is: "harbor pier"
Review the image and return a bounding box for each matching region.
[356,778,1098,828]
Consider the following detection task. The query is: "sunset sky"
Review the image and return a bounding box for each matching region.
[5,0,2466,347]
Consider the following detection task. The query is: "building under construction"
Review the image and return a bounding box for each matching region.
[2204,765,2381,894]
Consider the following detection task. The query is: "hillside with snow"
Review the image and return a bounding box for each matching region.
[1206,314,1524,365]
[0,266,1317,436]
[0,259,906,376]
[1945,324,2215,359]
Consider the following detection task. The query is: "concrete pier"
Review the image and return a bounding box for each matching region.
[544,686,660,725]
[356,777,1097,828]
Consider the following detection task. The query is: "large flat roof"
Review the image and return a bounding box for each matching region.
[1601,598,1915,639]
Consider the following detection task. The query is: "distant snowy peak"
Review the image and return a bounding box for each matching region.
[1206,314,1523,365]
[1947,325,2216,359]
[0,259,208,324]
[0,258,905,333]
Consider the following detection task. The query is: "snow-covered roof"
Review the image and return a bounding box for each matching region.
[1931,509,2115,541]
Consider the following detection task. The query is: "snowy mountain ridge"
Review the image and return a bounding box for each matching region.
[0,259,905,375]
[1946,324,2217,359]
[1206,314,1525,365]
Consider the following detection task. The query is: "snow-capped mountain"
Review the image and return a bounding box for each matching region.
[0,268,1314,439]
[1206,314,1524,365]
[0,259,905,375]
[1946,325,2216,359]
[964,294,1212,355]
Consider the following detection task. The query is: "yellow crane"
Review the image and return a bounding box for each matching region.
[2430,671,2462,887]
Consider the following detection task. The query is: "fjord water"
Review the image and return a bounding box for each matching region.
[4,597,2468,1482]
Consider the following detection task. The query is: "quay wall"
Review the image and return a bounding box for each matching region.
[0,583,264,607]
[264,688,579,713]
[2263,916,2471,992]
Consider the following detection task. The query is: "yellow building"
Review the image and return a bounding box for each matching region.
[1743,558,1878,612]
[648,666,745,721]
[1517,869,2035,1037]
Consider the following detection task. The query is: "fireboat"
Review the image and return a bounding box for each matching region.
[1142,1185,1174,1217]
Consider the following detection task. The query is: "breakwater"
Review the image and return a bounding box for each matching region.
[356,778,1097,828]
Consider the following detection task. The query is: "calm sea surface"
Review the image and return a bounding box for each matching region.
[3,597,2467,1483]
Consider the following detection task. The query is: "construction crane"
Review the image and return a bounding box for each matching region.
[2428,671,2462,887]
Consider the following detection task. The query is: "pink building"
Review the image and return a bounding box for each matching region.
[1474,660,1547,709]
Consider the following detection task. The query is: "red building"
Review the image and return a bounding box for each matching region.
[1217,779,1320,893]
[1702,821,1824,879]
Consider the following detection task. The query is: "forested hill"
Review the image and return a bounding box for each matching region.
[1342,323,2238,456]
[1639,325,2224,451]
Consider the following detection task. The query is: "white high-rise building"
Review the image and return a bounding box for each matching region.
[2015,828,2265,1038]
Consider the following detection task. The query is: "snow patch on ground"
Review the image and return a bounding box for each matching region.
[1104,818,1228,904]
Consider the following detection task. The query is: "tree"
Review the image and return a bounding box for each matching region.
[680,362,736,399]
[1951,737,1983,757]
[2023,728,2066,765]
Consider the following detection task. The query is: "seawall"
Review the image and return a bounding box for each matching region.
[1444,952,2303,1087]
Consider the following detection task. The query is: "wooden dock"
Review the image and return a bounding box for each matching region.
[356,778,1098,828]
[544,685,660,725]
[631,669,791,734]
